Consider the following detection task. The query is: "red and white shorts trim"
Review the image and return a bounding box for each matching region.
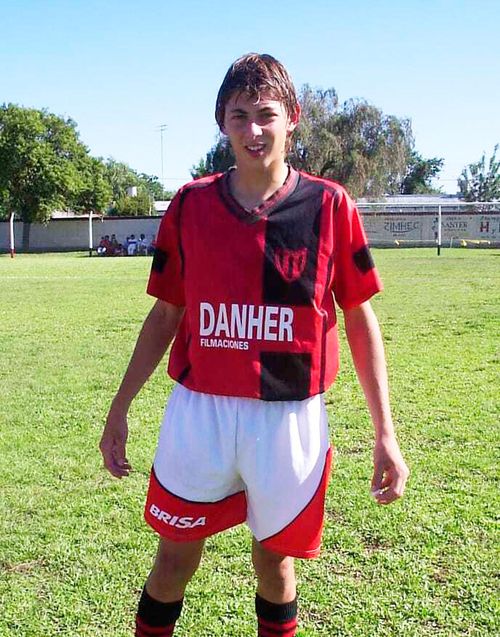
[144,384,332,558]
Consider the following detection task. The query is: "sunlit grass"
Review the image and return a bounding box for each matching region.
[0,249,498,636]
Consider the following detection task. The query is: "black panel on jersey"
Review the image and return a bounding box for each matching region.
[353,245,375,273]
[263,178,324,306]
[151,247,169,273]
[260,352,312,401]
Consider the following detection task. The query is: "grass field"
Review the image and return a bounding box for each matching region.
[0,249,498,637]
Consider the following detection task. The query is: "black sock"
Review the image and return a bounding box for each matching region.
[135,587,183,637]
[255,593,298,636]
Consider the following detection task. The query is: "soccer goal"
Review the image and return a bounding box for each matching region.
[358,201,500,254]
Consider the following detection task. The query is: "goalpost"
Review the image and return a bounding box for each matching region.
[9,213,15,258]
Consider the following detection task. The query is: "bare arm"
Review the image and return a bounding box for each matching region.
[343,300,409,504]
[99,299,184,478]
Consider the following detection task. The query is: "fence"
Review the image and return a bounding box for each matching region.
[358,202,500,251]
[0,215,162,254]
[1,202,500,255]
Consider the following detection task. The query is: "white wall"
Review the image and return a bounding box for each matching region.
[0,217,162,252]
[361,213,500,244]
[1,213,499,252]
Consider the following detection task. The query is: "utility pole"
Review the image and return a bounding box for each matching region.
[157,124,167,188]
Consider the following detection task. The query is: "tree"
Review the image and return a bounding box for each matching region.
[0,186,9,219]
[111,188,154,216]
[290,86,415,198]
[104,160,175,214]
[0,104,108,250]
[400,151,444,194]
[71,156,113,215]
[138,173,175,200]
[103,159,140,201]
[458,145,500,201]
[191,136,235,179]
[287,87,339,177]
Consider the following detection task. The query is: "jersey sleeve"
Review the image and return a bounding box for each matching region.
[146,191,185,307]
[331,187,383,310]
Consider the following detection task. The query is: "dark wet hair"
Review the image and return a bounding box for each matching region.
[215,53,299,130]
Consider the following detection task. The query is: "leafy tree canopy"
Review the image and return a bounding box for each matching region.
[71,156,113,215]
[0,103,106,223]
[191,137,235,179]
[110,188,154,216]
[0,103,115,249]
[293,86,416,197]
[104,159,175,215]
[102,158,140,202]
[400,151,444,195]
[458,144,499,201]
[138,172,175,201]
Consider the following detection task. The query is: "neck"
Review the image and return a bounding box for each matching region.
[230,162,289,209]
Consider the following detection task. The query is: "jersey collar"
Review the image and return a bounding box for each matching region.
[218,165,300,223]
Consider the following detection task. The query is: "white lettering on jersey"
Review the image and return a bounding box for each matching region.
[230,304,248,339]
[200,302,215,336]
[199,302,294,350]
[214,303,230,337]
[149,504,206,529]
[279,307,294,342]
[200,338,250,350]
[247,304,264,339]
[263,306,279,341]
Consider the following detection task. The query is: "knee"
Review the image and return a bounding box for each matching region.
[152,539,204,586]
[155,551,192,581]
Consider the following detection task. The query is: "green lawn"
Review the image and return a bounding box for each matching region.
[0,249,498,636]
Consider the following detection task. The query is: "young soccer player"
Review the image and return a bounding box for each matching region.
[100,53,409,637]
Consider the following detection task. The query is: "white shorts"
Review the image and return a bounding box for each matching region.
[144,384,332,558]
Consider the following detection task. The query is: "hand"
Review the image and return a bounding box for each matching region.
[99,406,132,478]
[371,435,409,505]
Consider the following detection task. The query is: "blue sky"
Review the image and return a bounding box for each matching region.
[1,0,499,194]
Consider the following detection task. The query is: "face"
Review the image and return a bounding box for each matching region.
[222,91,300,170]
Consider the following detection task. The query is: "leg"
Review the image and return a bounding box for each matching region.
[252,538,298,636]
[146,536,205,602]
[135,538,205,637]
[252,538,296,602]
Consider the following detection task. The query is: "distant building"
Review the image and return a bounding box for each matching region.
[358,193,462,206]
[154,201,172,215]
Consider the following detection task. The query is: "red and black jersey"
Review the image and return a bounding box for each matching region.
[147,167,382,401]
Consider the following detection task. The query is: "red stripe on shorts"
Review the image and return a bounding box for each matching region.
[144,467,247,541]
[260,447,333,558]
